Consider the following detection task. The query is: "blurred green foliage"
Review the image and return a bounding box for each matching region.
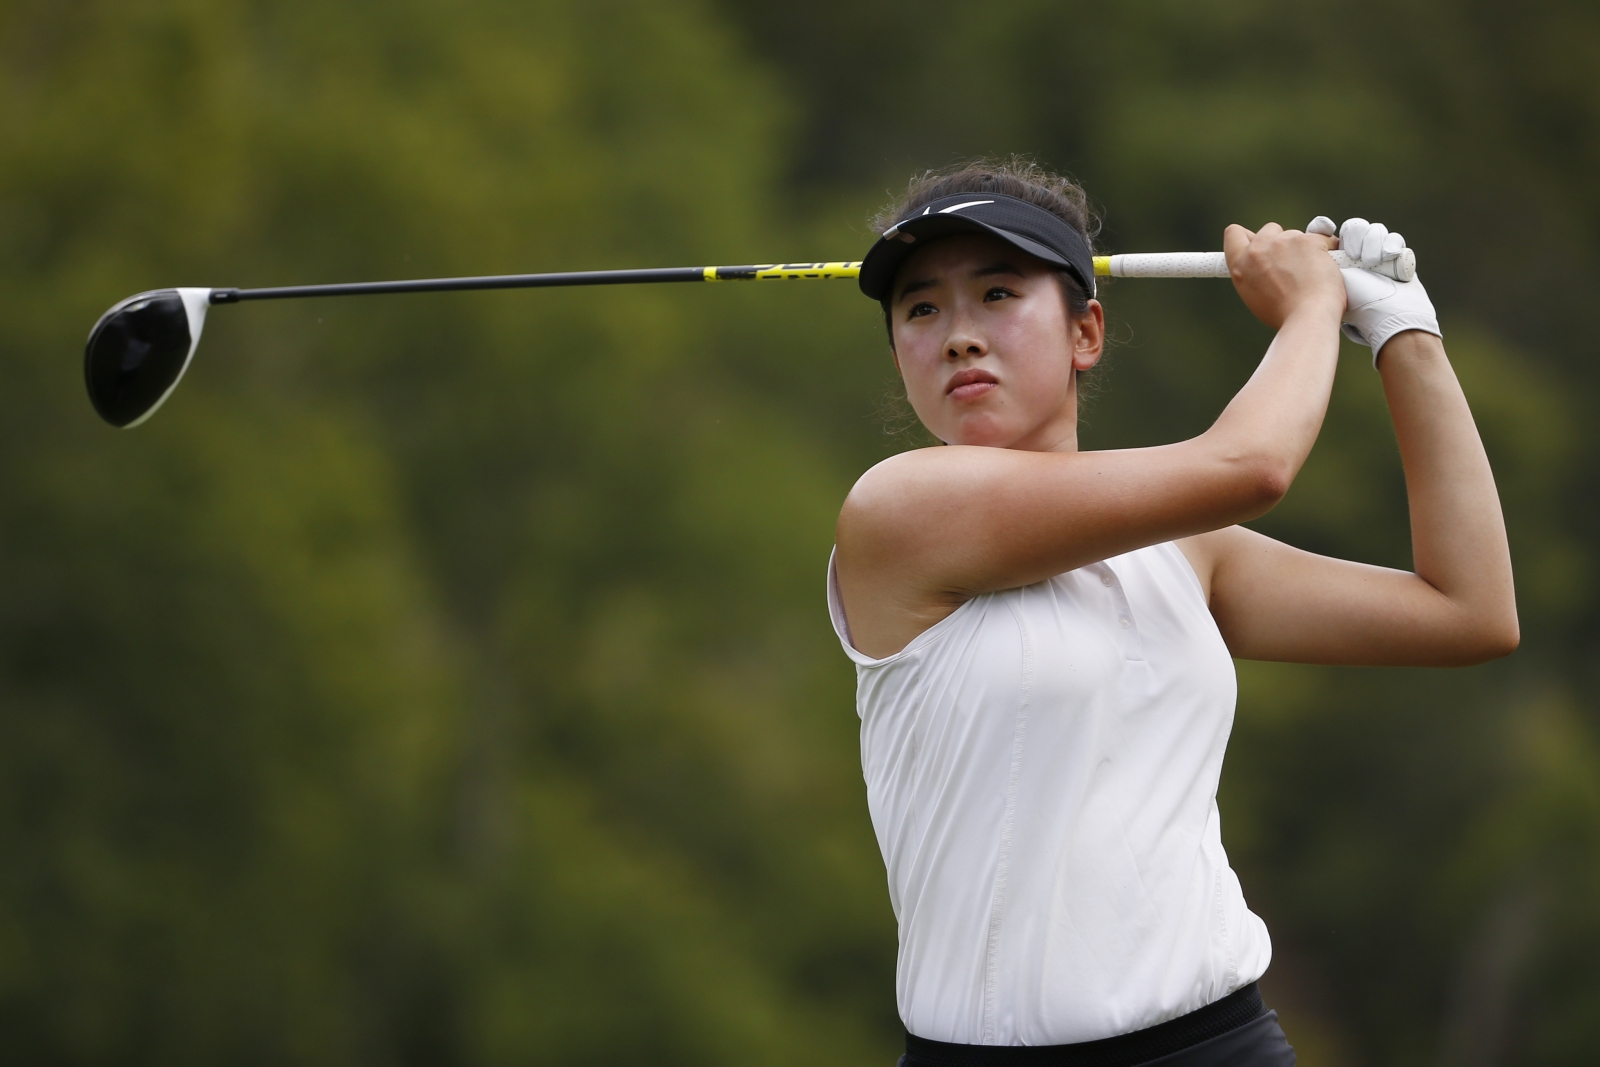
[0,1,1596,1064]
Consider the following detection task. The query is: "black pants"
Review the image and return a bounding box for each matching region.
[899,983,1295,1067]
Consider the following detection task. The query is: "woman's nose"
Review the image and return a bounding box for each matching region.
[945,329,986,360]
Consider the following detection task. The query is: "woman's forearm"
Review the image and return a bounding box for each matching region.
[1380,331,1518,646]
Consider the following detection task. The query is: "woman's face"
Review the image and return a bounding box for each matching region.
[888,232,1104,452]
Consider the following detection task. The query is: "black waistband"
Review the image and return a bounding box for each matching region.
[902,983,1265,1067]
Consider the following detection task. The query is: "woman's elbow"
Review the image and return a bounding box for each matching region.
[1457,612,1520,664]
[1234,456,1293,518]
[1196,436,1295,520]
[1483,616,1521,660]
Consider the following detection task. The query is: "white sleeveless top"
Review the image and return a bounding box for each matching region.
[827,542,1270,1045]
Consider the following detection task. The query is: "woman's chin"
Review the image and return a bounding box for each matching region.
[945,419,1023,449]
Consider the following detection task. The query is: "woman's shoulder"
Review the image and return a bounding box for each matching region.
[839,445,1019,523]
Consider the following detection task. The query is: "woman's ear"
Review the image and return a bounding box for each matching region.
[1072,300,1106,371]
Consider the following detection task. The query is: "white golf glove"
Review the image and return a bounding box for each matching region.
[1307,215,1441,367]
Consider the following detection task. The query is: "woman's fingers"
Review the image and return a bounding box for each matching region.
[1306,216,1339,251]
[1358,222,1391,268]
[1223,224,1256,271]
[1340,218,1370,262]
[1336,217,1410,270]
[1226,222,1343,329]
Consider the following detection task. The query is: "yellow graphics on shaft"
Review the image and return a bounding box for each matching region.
[704,262,862,281]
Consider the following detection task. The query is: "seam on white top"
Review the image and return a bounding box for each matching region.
[980,596,1035,1044]
[1213,866,1240,993]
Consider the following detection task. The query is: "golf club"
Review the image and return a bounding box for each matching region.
[84,247,1414,429]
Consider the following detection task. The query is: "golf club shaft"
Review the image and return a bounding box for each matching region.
[207,248,1412,304]
[209,262,865,303]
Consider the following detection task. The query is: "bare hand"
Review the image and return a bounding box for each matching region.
[1223,223,1344,330]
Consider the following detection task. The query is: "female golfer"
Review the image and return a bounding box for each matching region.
[828,162,1517,1066]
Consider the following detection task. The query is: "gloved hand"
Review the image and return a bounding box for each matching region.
[1307,216,1441,367]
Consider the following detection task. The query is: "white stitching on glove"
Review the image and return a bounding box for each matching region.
[1308,216,1441,367]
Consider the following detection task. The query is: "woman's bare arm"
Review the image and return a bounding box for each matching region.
[1180,331,1518,666]
[836,224,1346,659]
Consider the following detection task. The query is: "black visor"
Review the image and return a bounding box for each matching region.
[858,193,1096,303]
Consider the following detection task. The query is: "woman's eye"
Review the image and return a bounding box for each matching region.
[907,302,937,319]
[984,287,1016,302]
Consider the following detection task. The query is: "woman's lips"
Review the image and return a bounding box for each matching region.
[946,368,999,402]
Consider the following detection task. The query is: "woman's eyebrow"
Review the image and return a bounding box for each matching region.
[896,262,1022,303]
[973,261,1024,278]
[889,262,1024,303]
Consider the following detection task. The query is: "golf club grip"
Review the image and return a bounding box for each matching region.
[1099,248,1416,282]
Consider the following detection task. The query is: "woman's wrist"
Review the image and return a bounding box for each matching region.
[1280,293,1346,334]
[1375,329,1447,370]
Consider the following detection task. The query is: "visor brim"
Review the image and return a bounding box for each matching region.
[858,214,1083,302]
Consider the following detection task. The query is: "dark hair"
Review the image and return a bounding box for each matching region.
[870,156,1101,330]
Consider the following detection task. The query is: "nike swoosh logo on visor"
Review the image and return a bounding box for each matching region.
[937,200,995,214]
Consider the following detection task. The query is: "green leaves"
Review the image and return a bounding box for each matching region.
[0,1,887,1064]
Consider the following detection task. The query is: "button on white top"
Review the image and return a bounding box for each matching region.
[1101,572,1114,586]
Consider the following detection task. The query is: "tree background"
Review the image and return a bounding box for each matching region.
[1,1,1597,1064]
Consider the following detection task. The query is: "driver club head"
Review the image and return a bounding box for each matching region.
[84,287,210,428]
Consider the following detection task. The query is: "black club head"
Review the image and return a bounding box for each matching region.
[84,288,210,428]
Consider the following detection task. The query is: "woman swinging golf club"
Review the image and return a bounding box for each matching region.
[829,161,1517,1066]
